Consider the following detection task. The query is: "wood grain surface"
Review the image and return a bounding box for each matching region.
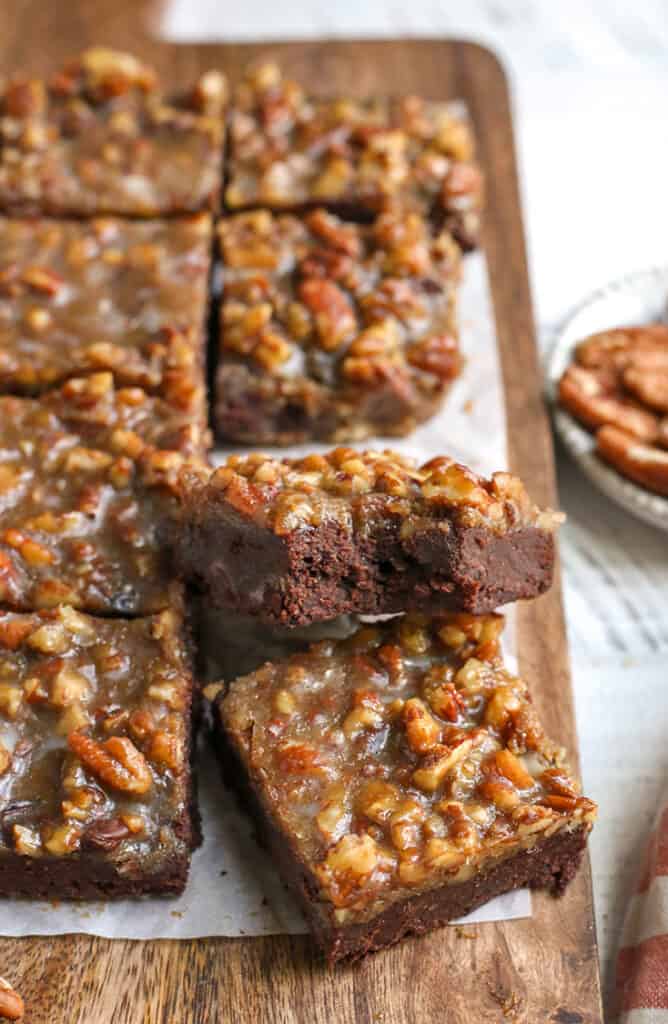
[0,3,603,1021]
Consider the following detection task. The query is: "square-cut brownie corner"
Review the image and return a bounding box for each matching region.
[0,48,226,217]
[215,611,596,964]
[0,605,197,899]
[215,207,462,445]
[226,61,483,249]
[172,449,562,626]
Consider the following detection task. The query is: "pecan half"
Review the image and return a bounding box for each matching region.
[68,733,153,794]
[0,978,24,1021]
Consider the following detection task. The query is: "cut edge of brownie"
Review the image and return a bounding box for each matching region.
[175,501,555,626]
[214,705,588,966]
[0,835,192,901]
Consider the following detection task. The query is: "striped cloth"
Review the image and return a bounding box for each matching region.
[616,800,668,1021]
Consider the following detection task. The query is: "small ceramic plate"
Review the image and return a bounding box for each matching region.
[546,266,668,532]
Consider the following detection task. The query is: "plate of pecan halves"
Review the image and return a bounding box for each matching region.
[547,266,668,531]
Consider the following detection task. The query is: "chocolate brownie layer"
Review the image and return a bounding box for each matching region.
[216,612,595,964]
[0,606,197,898]
[173,450,561,626]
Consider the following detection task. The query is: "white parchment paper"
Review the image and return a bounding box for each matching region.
[0,251,529,939]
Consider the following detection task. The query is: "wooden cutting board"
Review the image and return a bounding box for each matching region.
[0,4,603,1021]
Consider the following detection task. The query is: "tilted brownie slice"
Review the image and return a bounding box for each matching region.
[216,208,462,444]
[0,605,196,898]
[172,449,562,626]
[0,48,226,216]
[226,62,483,249]
[216,612,596,964]
[0,214,211,418]
[0,382,204,614]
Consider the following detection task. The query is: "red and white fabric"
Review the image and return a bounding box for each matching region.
[616,800,668,1022]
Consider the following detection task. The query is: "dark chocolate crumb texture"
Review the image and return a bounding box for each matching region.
[173,448,563,626]
[216,611,596,963]
[0,606,196,899]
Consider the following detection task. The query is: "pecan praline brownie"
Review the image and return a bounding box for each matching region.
[226,62,483,250]
[0,48,226,216]
[216,612,596,964]
[216,207,462,445]
[0,383,202,614]
[0,605,197,898]
[0,213,212,416]
[172,449,561,627]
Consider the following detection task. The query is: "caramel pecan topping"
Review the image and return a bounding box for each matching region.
[0,215,211,418]
[226,63,482,249]
[0,50,226,216]
[221,611,596,915]
[216,207,462,445]
[0,607,192,864]
[186,448,561,535]
[0,385,204,615]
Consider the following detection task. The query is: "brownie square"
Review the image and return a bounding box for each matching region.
[0,379,202,614]
[216,611,596,964]
[0,605,196,898]
[172,449,561,626]
[0,214,212,421]
[226,62,483,249]
[215,208,462,444]
[0,48,226,217]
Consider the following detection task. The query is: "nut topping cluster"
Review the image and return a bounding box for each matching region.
[0,48,227,216]
[221,612,596,919]
[0,214,212,417]
[0,385,199,614]
[217,207,462,444]
[186,448,561,536]
[558,325,668,495]
[226,62,482,249]
[0,606,192,864]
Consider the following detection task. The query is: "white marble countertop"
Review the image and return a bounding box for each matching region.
[162,0,668,1000]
